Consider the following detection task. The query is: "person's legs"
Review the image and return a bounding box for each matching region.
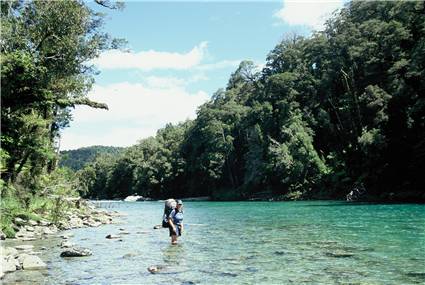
[171,234,178,244]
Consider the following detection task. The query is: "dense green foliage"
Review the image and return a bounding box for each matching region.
[59,146,123,171]
[78,1,425,201]
[0,0,123,234]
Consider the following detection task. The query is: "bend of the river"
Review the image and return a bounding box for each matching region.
[2,201,425,284]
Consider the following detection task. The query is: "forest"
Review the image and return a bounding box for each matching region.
[0,0,124,237]
[74,1,425,201]
[1,0,424,228]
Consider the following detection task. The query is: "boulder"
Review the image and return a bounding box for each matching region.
[124,195,146,202]
[20,237,37,241]
[2,247,19,258]
[38,220,50,226]
[41,227,56,235]
[22,255,47,270]
[0,230,5,240]
[60,247,92,257]
[15,245,34,251]
[1,257,17,273]
[14,258,22,270]
[14,217,26,225]
[28,220,38,226]
[61,241,75,248]
[25,226,35,232]
[105,234,121,239]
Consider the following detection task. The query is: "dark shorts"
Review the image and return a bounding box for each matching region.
[169,224,182,236]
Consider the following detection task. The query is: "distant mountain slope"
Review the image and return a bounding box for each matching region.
[59,146,123,171]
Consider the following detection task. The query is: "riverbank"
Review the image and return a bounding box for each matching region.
[0,199,123,280]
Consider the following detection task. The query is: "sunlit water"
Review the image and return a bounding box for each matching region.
[2,201,425,284]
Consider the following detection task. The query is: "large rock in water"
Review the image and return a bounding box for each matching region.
[22,255,47,270]
[124,195,146,202]
[1,257,17,273]
[60,247,92,257]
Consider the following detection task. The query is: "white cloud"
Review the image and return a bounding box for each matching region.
[60,81,209,150]
[92,42,208,71]
[274,0,343,31]
[196,60,241,71]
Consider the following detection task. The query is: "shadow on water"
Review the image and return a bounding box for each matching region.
[162,243,186,266]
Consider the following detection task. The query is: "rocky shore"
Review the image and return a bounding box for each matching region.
[0,200,122,279]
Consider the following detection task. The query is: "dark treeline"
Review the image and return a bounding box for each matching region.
[78,1,425,201]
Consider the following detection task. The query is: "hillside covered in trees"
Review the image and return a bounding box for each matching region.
[0,0,124,237]
[76,1,425,201]
[59,146,123,171]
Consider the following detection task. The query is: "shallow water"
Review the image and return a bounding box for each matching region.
[2,201,425,284]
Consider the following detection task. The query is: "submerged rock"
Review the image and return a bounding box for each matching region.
[22,255,47,270]
[325,251,355,258]
[147,265,164,274]
[123,253,137,259]
[105,234,121,239]
[60,247,92,257]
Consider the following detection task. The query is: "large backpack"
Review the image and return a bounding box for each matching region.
[162,199,177,227]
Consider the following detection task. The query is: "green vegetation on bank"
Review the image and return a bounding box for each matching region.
[59,146,123,171]
[77,1,425,201]
[0,0,123,236]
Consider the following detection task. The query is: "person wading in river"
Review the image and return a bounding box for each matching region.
[168,200,184,245]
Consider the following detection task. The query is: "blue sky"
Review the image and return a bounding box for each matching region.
[61,0,344,150]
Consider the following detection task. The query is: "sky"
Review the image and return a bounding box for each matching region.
[60,0,344,150]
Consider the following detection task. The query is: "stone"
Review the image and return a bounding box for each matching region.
[22,255,47,270]
[119,231,130,235]
[2,247,19,258]
[325,251,355,258]
[41,227,55,235]
[1,257,17,273]
[38,220,50,226]
[123,253,137,259]
[20,237,37,241]
[17,253,30,265]
[0,230,5,240]
[25,226,35,232]
[28,220,38,226]
[15,245,34,251]
[14,258,22,270]
[61,241,75,248]
[60,247,92,257]
[147,266,160,274]
[105,234,121,239]
[14,217,26,225]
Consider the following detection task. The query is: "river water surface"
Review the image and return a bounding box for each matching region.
[2,201,425,284]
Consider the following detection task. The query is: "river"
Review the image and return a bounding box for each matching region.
[2,201,425,284]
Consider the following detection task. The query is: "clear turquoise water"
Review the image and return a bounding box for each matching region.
[3,201,425,284]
